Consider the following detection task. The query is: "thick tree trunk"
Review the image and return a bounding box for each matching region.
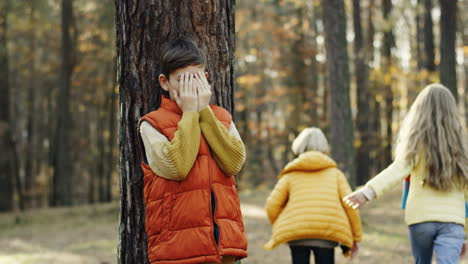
[52,0,74,206]
[115,1,236,263]
[353,0,371,185]
[439,0,458,101]
[321,0,356,186]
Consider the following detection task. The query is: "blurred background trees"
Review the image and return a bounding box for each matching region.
[0,0,466,210]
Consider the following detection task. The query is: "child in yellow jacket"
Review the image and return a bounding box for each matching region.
[264,127,362,264]
[345,84,468,264]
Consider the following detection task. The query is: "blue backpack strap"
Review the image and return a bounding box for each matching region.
[400,176,410,209]
[401,176,468,216]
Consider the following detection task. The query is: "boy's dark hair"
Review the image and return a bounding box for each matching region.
[160,37,207,79]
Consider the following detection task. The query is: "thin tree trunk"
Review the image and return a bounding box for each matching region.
[353,0,371,185]
[105,57,118,202]
[382,0,394,167]
[0,0,18,211]
[115,1,236,263]
[366,0,382,174]
[321,0,356,186]
[416,0,424,70]
[88,109,96,204]
[52,0,74,206]
[439,0,458,100]
[25,1,37,208]
[423,0,435,72]
[98,103,106,203]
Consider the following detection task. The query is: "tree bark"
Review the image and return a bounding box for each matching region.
[52,0,74,206]
[115,1,236,263]
[439,0,458,101]
[321,0,356,186]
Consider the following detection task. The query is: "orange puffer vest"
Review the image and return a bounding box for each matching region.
[139,97,248,264]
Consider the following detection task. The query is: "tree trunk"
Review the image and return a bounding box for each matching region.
[353,0,371,186]
[98,104,106,203]
[115,1,236,263]
[439,0,458,101]
[105,57,118,202]
[321,0,356,186]
[416,0,423,70]
[382,0,394,167]
[366,0,382,174]
[52,0,74,206]
[25,1,37,208]
[423,0,435,72]
[0,0,18,211]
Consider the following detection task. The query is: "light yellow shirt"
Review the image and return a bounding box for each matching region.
[365,150,468,233]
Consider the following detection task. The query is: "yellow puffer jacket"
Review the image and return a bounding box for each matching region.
[264,151,362,254]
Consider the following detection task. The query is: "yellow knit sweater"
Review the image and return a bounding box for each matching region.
[264,151,362,253]
[139,106,245,181]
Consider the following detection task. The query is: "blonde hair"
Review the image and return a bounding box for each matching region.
[396,83,468,191]
[291,127,330,155]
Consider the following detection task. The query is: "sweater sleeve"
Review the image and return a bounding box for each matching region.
[139,112,200,181]
[366,159,414,198]
[265,176,289,224]
[338,171,363,242]
[199,106,246,176]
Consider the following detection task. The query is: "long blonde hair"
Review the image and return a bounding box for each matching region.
[396,83,468,191]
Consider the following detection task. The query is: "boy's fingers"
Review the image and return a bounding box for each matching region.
[202,71,209,83]
[180,73,186,95]
[193,72,202,91]
[195,72,204,89]
[191,74,197,95]
[184,73,189,94]
[187,73,191,94]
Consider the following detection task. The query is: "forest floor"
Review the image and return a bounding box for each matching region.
[0,188,466,264]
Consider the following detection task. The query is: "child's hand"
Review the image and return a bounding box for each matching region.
[343,191,368,209]
[175,73,198,112]
[351,242,360,259]
[194,71,212,111]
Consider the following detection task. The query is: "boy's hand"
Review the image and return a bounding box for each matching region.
[174,73,198,112]
[343,190,368,209]
[194,71,212,111]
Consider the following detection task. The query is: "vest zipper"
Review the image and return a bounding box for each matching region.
[209,154,222,263]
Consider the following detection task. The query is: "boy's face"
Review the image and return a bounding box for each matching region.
[159,65,208,100]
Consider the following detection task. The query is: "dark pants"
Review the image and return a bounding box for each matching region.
[290,246,334,264]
